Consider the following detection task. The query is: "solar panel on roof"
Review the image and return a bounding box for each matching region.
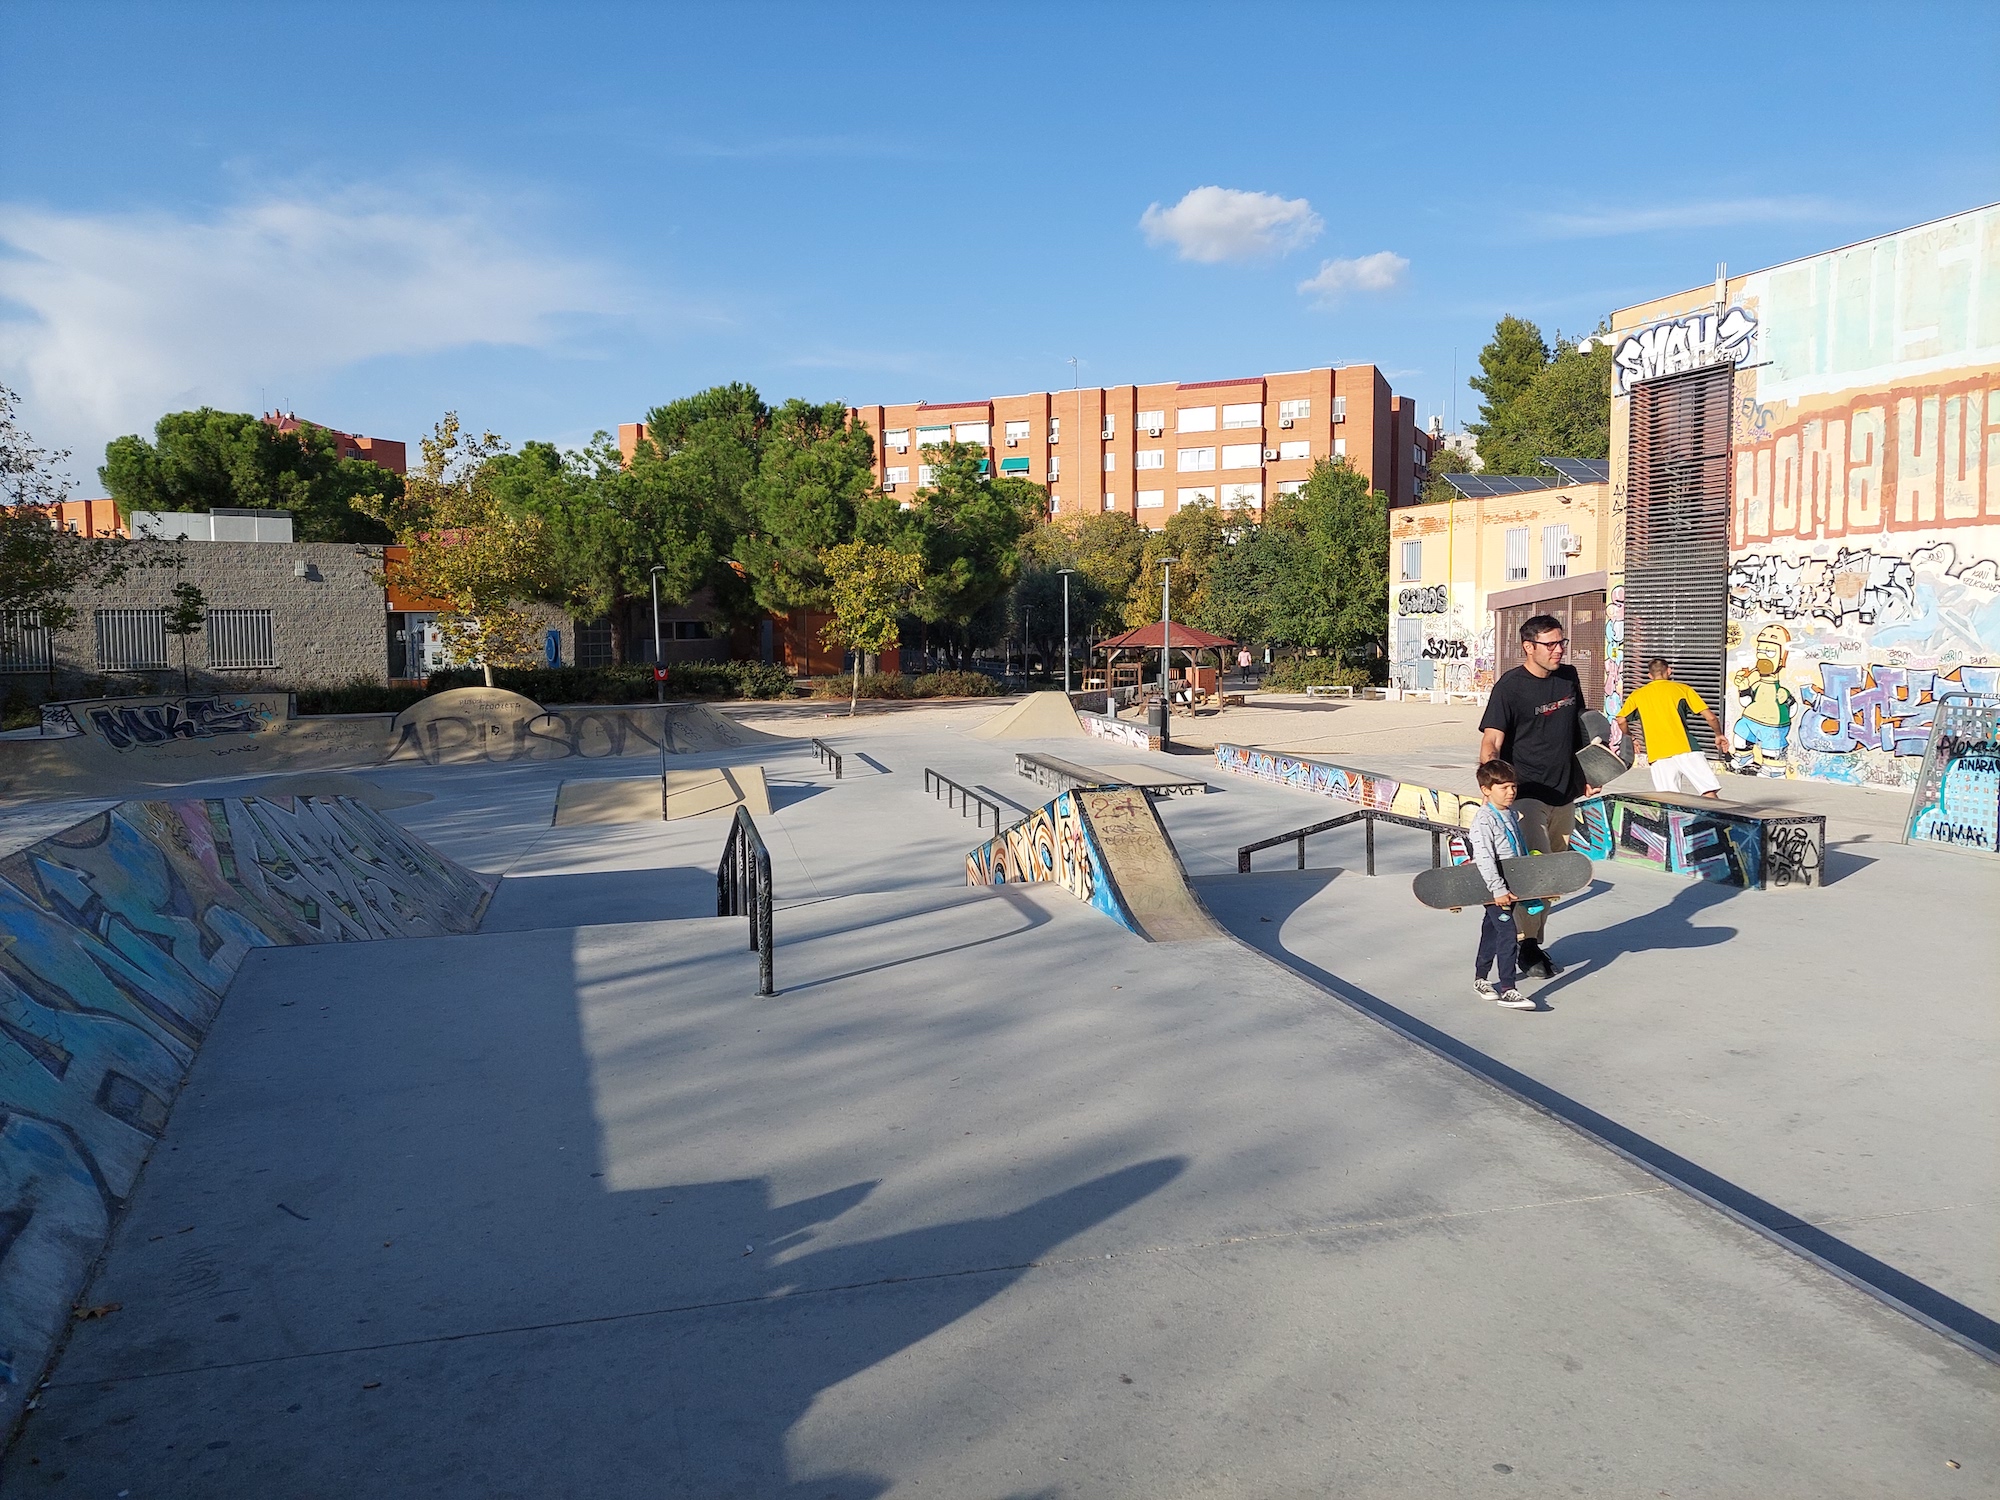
[1540,457,1611,486]
[1441,474,1557,499]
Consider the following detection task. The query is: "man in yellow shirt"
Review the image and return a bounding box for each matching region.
[1614,657,1728,797]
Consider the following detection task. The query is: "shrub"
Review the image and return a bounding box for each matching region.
[911,670,1000,698]
[425,661,797,703]
[1264,657,1375,693]
[810,672,912,700]
[295,681,430,716]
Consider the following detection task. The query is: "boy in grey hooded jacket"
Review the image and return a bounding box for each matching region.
[1467,760,1536,1009]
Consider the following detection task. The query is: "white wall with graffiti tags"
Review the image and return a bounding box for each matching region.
[1610,203,2000,787]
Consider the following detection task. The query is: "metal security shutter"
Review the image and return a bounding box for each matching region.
[1625,364,1732,749]
[207,608,276,669]
[1504,527,1529,581]
[96,608,168,670]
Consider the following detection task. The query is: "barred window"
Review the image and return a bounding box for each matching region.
[0,610,53,673]
[1505,527,1530,582]
[574,618,614,669]
[95,608,168,670]
[207,608,276,669]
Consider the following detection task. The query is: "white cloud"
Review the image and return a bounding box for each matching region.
[1297,251,1409,305]
[1139,186,1322,263]
[1528,196,1845,239]
[0,190,626,480]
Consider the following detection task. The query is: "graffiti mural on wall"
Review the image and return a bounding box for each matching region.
[84,696,278,751]
[1213,743,1482,829]
[1397,585,1448,614]
[1612,307,1758,397]
[1725,539,2000,784]
[0,795,492,1414]
[1732,379,1999,546]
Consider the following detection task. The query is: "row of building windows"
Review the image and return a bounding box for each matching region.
[0,607,281,672]
[882,397,1344,453]
[1398,526,1576,586]
[888,440,1341,490]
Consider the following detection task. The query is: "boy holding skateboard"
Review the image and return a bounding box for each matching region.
[1468,760,1538,1010]
[1614,657,1728,797]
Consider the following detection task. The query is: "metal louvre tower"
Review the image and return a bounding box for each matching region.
[1625,364,1732,749]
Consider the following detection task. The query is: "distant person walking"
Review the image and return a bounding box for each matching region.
[1477,613,1598,978]
[1238,646,1254,687]
[1614,657,1727,797]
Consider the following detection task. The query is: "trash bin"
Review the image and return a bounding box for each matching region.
[1148,698,1171,747]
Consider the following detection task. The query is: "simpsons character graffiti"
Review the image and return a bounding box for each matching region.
[1731,624,1795,776]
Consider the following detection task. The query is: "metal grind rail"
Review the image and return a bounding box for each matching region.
[716,806,775,995]
[810,738,843,778]
[1238,807,1467,876]
[924,768,1002,830]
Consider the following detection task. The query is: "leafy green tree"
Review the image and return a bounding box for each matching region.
[1,384,139,634]
[737,399,878,613]
[1422,443,1473,504]
[858,440,1041,655]
[100,408,400,542]
[356,414,556,686]
[1465,317,1612,475]
[1264,459,1389,664]
[1125,501,1236,631]
[487,434,720,663]
[164,579,206,693]
[820,540,923,715]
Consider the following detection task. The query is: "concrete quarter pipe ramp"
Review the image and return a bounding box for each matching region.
[0,795,493,1429]
[966,785,1220,942]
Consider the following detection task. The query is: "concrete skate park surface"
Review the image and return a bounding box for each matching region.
[4,696,1995,1495]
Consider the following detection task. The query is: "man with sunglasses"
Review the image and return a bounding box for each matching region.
[1476,614,1597,978]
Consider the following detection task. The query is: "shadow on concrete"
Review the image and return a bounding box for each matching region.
[480,866,719,930]
[1530,879,1739,1005]
[1223,901,2000,1365]
[1818,843,1878,886]
[778,887,1055,993]
[766,779,830,812]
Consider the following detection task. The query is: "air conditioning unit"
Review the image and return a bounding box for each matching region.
[1006,437,1018,447]
[1563,536,1584,557]
[1100,428,1114,441]
[1264,449,1279,461]
[1148,427,1163,438]
[894,444,908,453]
[882,483,895,492]
[1280,418,1294,429]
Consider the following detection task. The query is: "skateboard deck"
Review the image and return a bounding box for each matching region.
[1577,709,1634,786]
[1412,850,1594,912]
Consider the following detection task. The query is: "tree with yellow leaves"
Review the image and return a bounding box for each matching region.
[358,414,556,687]
[820,540,923,717]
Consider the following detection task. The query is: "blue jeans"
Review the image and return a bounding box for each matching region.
[1476,903,1519,988]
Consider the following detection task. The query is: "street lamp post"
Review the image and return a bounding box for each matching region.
[1058,569,1075,693]
[649,566,666,704]
[1157,556,1178,749]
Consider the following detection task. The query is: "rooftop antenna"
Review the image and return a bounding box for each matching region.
[1713,261,1728,312]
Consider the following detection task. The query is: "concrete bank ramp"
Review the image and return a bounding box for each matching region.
[966,785,1221,942]
[0,691,794,805]
[389,688,789,765]
[553,765,772,826]
[970,691,1087,740]
[0,794,494,1429]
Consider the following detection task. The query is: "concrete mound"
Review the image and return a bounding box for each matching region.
[0,794,494,1422]
[966,783,1221,943]
[970,691,1087,741]
[662,764,772,820]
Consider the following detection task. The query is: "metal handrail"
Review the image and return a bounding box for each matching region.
[810,737,843,778]
[1237,807,1467,876]
[923,767,1002,830]
[717,806,774,995]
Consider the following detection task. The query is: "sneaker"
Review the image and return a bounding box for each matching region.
[1496,988,1536,1010]
[1473,978,1497,1000]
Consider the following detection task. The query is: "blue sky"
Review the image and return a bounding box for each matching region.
[4,0,1994,490]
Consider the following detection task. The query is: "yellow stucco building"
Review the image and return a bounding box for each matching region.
[1388,466,1612,698]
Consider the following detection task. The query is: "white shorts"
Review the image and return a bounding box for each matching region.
[1650,750,1720,794]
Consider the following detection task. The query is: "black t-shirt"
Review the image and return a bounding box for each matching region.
[1480,664,1585,805]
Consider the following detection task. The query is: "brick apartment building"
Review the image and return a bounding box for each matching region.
[850,364,1431,524]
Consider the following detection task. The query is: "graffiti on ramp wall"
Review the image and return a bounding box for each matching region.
[965,791,1138,935]
[1212,744,1483,829]
[0,795,492,1416]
